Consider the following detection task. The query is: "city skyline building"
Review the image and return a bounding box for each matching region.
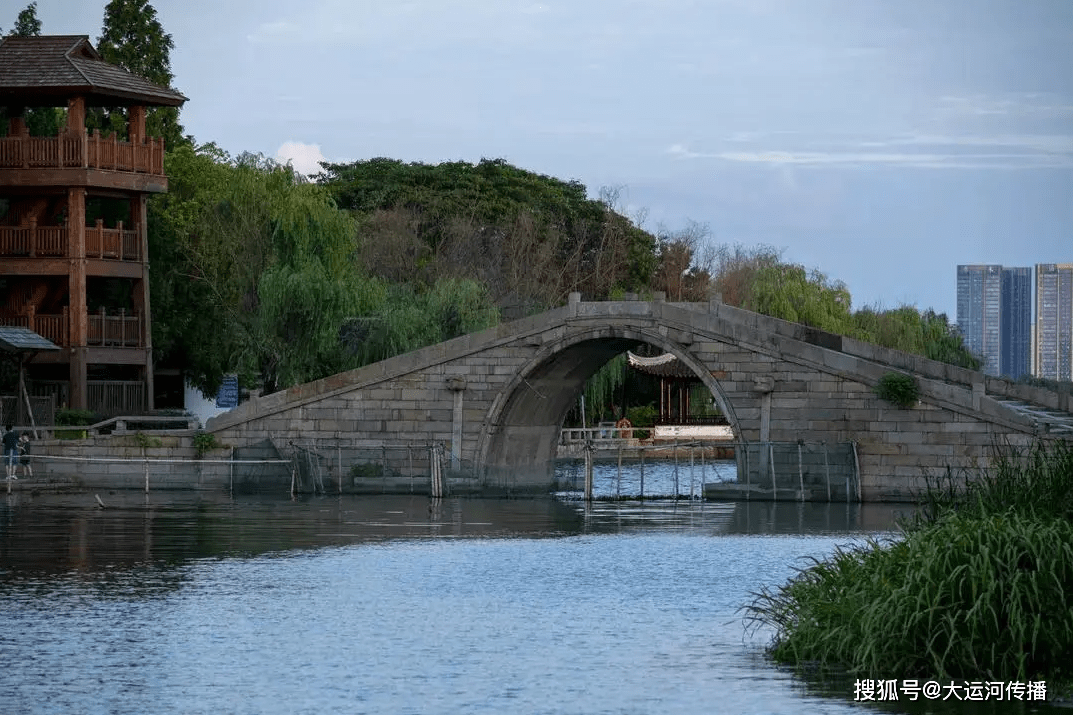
[1034,263,1073,382]
[956,264,1003,376]
[1000,267,1032,380]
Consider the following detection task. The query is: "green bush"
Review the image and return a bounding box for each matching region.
[625,404,657,427]
[625,404,657,440]
[192,431,224,458]
[874,372,918,408]
[749,513,1073,684]
[134,432,163,448]
[350,462,383,479]
[55,408,97,426]
[745,441,1073,691]
[913,440,1073,526]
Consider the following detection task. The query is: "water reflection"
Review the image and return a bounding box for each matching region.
[1,493,1065,715]
[1,491,913,577]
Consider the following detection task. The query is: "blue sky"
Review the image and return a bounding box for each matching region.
[22,0,1073,318]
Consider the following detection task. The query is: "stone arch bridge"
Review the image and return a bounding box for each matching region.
[207,295,1072,501]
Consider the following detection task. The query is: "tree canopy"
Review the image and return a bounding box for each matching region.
[318,158,657,310]
[94,0,185,147]
[150,145,500,395]
[6,2,41,36]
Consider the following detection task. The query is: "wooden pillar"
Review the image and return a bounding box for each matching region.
[66,96,85,137]
[7,107,27,136]
[128,105,145,145]
[67,187,88,410]
[131,194,153,410]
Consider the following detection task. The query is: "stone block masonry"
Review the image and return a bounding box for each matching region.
[204,297,1071,501]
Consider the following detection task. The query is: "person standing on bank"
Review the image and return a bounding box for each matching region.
[18,432,32,479]
[4,425,20,480]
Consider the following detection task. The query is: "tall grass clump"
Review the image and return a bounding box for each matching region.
[745,440,1073,691]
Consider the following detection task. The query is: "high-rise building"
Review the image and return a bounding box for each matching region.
[1034,263,1073,381]
[1000,267,1032,380]
[957,264,1035,379]
[957,264,1003,375]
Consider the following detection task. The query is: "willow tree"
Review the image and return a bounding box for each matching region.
[150,145,365,393]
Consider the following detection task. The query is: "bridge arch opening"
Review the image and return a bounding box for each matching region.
[476,328,740,490]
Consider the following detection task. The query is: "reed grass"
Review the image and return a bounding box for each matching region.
[745,440,1073,690]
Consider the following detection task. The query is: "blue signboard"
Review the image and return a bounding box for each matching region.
[215,375,239,409]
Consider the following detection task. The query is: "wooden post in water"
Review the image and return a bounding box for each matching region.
[639,448,645,501]
[769,443,777,501]
[689,446,695,500]
[673,439,679,497]
[144,454,149,494]
[583,443,593,501]
[230,446,235,495]
[616,447,623,499]
[700,446,706,501]
[824,443,831,503]
[797,441,804,502]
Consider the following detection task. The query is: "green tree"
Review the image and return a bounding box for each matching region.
[150,145,503,396]
[319,158,657,308]
[0,3,66,137]
[7,2,41,36]
[94,0,186,147]
[748,263,855,334]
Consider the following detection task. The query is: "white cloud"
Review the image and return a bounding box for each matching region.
[246,20,300,44]
[276,141,328,176]
[667,129,1073,170]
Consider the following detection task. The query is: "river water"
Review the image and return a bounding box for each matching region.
[0,463,1063,714]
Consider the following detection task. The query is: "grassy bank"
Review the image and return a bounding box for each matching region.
[745,440,1073,693]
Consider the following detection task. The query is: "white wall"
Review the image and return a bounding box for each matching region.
[184,381,232,428]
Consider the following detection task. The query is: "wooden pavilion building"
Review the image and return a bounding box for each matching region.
[626,350,729,426]
[0,35,186,414]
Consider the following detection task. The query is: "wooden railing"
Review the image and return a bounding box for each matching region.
[0,130,165,175]
[85,220,140,260]
[0,311,69,347]
[88,381,147,417]
[0,223,67,257]
[0,220,140,260]
[87,309,141,347]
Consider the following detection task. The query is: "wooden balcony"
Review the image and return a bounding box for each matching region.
[0,310,68,347]
[87,309,142,348]
[0,130,166,175]
[0,219,141,260]
[0,223,65,257]
[0,309,142,349]
[86,220,141,260]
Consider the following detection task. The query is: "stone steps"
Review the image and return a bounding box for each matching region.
[991,399,1073,436]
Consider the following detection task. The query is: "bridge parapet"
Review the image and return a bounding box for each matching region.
[205,299,1071,501]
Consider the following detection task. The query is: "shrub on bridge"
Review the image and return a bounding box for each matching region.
[873,372,919,409]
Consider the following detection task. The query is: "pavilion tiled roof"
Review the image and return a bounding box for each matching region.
[626,351,696,379]
[0,35,186,107]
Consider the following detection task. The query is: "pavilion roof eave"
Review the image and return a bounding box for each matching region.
[0,35,187,109]
[626,350,697,379]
